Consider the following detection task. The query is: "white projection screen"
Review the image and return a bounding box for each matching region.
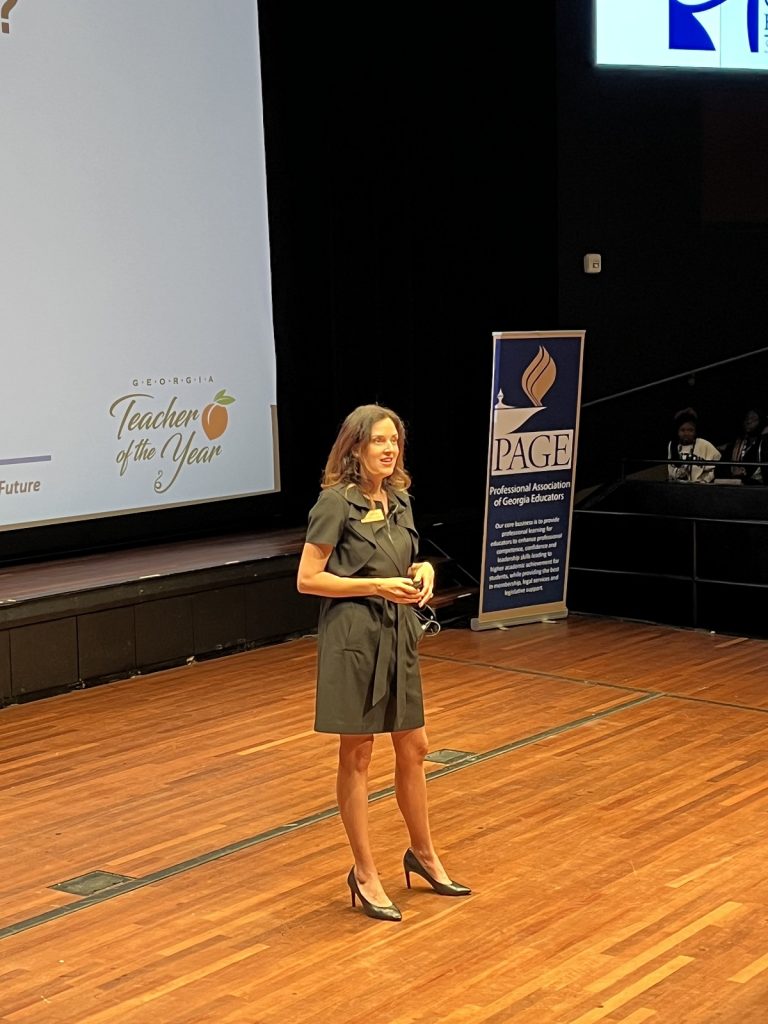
[596,0,768,71]
[1,0,278,532]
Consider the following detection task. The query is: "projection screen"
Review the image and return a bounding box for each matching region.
[596,0,768,71]
[1,0,278,531]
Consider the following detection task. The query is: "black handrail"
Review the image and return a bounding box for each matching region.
[582,345,768,409]
[571,507,768,632]
[574,507,768,526]
[619,456,768,483]
[624,458,767,468]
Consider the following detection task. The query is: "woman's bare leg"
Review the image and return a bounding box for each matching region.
[391,727,451,883]
[337,734,393,905]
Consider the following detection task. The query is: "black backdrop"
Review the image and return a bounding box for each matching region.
[4,1,768,568]
[261,2,558,533]
[557,3,768,483]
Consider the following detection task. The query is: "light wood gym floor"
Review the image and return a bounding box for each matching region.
[2,614,768,1023]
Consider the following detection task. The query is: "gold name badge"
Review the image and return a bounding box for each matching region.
[361,508,385,523]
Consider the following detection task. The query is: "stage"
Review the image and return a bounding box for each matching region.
[2,615,768,1023]
[0,530,317,705]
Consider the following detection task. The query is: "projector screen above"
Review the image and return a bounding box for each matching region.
[595,0,768,70]
[1,0,278,532]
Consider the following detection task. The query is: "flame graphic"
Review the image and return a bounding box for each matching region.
[1,0,20,34]
[521,346,556,407]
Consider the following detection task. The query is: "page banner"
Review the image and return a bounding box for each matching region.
[472,331,585,630]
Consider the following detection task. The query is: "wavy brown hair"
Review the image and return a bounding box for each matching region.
[322,404,411,494]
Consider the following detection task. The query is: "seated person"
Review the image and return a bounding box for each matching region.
[667,408,720,483]
[722,408,767,484]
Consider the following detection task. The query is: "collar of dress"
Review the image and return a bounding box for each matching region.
[334,484,408,517]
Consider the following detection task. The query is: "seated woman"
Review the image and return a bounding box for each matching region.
[667,408,720,483]
[722,408,767,484]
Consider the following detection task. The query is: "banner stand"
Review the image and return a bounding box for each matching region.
[471,331,585,631]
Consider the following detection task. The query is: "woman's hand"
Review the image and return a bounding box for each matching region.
[375,577,423,603]
[408,562,435,607]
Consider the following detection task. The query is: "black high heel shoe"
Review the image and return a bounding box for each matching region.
[403,849,471,897]
[347,868,402,922]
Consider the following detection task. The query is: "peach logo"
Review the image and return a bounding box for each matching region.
[109,388,234,494]
[202,390,236,440]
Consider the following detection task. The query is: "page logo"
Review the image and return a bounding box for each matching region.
[1,0,20,35]
[493,347,556,436]
[492,348,574,477]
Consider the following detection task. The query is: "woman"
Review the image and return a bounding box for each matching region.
[667,408,720,483]
[723,408,767,484]
[297,404,470,922]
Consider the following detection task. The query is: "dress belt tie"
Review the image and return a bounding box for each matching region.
[371,601,409,725]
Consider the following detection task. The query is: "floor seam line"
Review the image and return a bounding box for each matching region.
[420,652,768,715]
[0,693,658,943]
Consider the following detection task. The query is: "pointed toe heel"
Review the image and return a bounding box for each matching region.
[347,868,402,922]
[403,849,471,897]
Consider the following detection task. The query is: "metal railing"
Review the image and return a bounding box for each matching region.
[572,505,768,629]
[619,457,768,483]
[571,454,768,635]
[582,345,768,409]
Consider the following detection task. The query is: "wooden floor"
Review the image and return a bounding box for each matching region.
[2,614,768,1023]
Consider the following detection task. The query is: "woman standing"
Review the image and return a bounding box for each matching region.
[297,404,470,922]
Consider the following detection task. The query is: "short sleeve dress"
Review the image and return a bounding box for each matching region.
[305,483,425,734]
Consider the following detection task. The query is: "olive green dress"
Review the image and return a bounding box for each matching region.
[305,484,425,734]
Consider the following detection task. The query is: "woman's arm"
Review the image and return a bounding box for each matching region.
[297,543,421,602]
[696,440,721,483]
[666,441,679,480]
